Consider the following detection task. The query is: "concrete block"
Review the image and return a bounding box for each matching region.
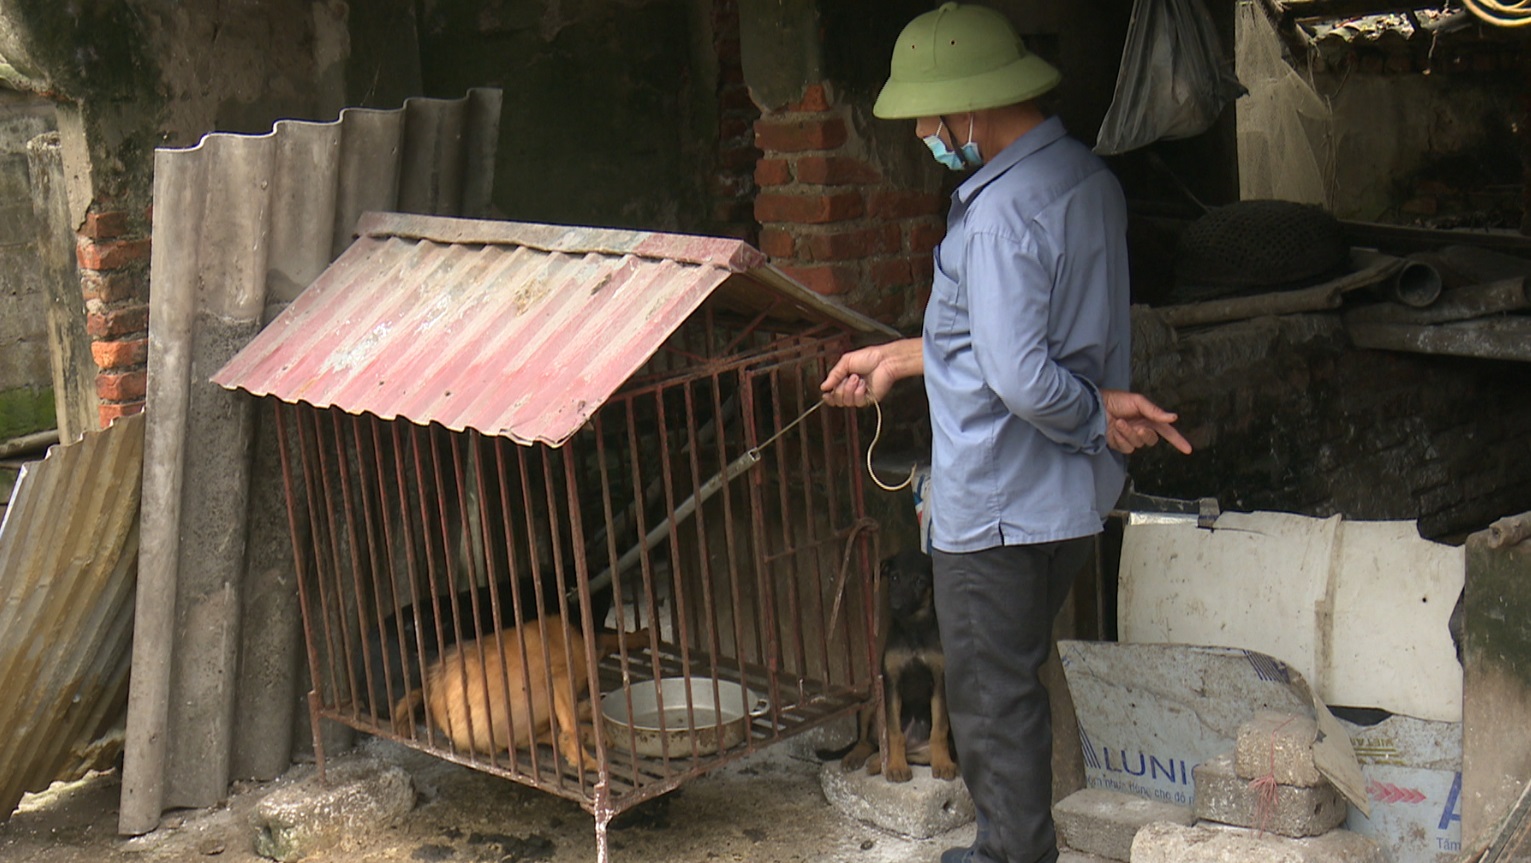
[1131,821,1385,863]
[1193,753,1347,838]
[253,756,415,862]
[1052,788,1193,861]
[780,712,857,761]
[1057,851,1115,863]
[1235,710,1322,787]
[819,759,973,839]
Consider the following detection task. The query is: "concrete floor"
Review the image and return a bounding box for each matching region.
[0,734,977,863]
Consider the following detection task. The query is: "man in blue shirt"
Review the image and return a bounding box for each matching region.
[821,5,1192,863]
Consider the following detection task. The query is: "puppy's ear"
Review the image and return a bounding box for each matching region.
[880,557,894,580]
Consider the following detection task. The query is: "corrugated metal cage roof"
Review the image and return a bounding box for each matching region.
[213,211,894,446]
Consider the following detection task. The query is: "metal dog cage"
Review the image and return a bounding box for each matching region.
[215,213,890,860]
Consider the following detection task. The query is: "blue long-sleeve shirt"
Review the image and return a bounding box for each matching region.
[923,116,1130,552]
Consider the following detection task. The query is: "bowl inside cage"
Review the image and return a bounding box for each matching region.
[600,678,769,757]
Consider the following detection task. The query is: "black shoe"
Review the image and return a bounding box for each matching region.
[942,810,988,863]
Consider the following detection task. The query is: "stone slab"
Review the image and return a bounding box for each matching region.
[819,759,973,839]
[1194,753,1347,838]
[252,755,415,862]
[1052,788,1193,861]
[1132,821,1385,863]
[1057,851,1115,863]
[1236,710,1322,787]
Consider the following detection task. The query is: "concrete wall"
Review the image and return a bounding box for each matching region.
[416,0,732,235]
[0,93,54,440]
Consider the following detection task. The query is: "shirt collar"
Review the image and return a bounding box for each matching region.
[954,115,1068,204]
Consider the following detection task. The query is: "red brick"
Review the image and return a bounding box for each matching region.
[868,292,907,324]
[758,226,795,259]
[86,305,149,338]
[96,369,147,402]
[911,254,935,284]
[787,83,832,112]
[805,226,901,261]
[91,338,149,370]
[77,236,150,270]
[99,401,145,428]
[712,173,754,199]
[868,189,947,219]
[907,220,947,254]
[80,269,142,303]
[719,116,754,142]
[754,116,847,152]
[1400,197,1437,216]
[755,158,793,187]
[754,191,863,225]
[719,145,762,172]
[712,199,755,225]
[81,210,128,240]
[795,156,881,186]
[778,263,859,296]
[870,257,913,289]
[721,85,759,113]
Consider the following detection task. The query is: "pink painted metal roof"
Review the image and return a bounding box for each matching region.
[213,211,893,446]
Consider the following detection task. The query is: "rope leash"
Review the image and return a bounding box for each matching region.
[749,396,917,493]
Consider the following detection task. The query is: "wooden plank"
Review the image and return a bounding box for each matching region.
[1343,278,1528,325]
[1341,220,1531,258]
[1463,520,1531,847]
[1345,318,1531,362]
[1159,250,1403,329]
[1277,0,1448,19]
[27,133,96,443]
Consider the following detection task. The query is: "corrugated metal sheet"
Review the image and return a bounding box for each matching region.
[213,211,894,445]
[122,89,502,834]
[0,413,142,820]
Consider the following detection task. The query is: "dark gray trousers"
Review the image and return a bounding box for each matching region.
[932,538,1091,863]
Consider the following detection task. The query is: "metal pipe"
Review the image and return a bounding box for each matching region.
[585,450,761,597]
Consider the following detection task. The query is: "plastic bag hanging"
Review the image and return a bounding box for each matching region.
[1094,0,1247,156]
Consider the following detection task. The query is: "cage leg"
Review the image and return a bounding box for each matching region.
[595,808,612,863]
[308,689,328,785]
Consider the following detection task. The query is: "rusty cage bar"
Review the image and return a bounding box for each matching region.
[269,310,881,857]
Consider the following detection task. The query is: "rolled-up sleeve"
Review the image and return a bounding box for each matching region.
[965,229,1107,454]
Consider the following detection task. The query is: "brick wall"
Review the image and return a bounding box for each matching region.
[1127,311,1531,539]
[752,83,946,328]
[77,206,149,428]
[710,0,761,243]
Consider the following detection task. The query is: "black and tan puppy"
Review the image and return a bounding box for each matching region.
[839,549,958,782]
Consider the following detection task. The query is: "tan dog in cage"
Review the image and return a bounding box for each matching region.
[392,616,647,771]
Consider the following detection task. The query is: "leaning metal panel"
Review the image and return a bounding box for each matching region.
[271,317,880,858]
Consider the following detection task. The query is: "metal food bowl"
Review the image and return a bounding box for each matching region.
[600,678,768,758]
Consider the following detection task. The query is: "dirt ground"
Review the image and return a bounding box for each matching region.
[0,736,972,863]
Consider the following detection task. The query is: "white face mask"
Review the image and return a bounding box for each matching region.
[921,116,982,171]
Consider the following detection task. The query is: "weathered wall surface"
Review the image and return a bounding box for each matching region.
[417,0,729,235]
[1325,74,1521,224]
[0,94,55,439]
[0,0,369,427]
[1128,311,1531,539]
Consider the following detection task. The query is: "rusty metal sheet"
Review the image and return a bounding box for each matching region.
[212,211,895,446]
[0,413,142,820]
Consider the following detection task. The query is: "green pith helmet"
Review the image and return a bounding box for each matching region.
[873,2,1062,120]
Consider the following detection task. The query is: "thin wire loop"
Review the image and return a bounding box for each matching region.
[752,396,915,492]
